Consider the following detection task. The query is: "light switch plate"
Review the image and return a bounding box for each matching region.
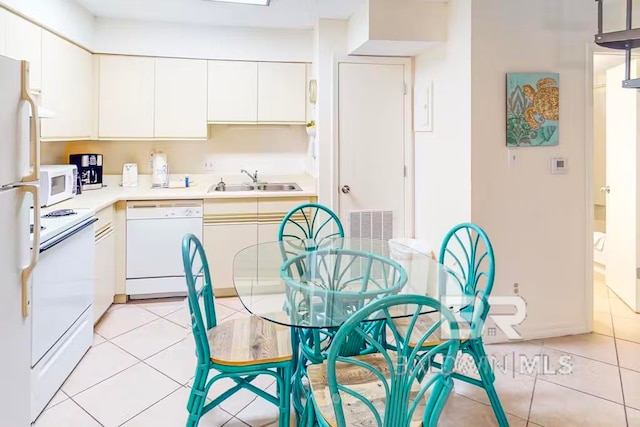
[550,157,567,174]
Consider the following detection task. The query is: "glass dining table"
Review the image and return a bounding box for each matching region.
[232,237,472,422]
[232,237,469,327]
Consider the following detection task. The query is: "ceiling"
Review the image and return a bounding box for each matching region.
[73,0,364,29]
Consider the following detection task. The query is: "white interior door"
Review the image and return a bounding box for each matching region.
[605,62,639,312]
[338,62,407,239]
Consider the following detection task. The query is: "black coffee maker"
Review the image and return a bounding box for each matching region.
[69,154,103,190]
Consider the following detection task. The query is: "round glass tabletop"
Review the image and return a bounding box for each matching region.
[232,237,470,329]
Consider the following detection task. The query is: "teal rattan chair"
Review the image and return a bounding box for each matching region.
[390,223,508,426]
[307,294,461,427]
[437,223,508,426]
[281,247,407,425]
[278,202,344,251]
[181,234,293,427]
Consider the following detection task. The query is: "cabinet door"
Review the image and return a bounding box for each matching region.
[95,229,116,323]
[5,12,42,92]
[203,223,258,293]
[208,60,258,123]
[154,58,207,139]
[41,31,93,140]
[258,62,306,123]
[98,55,155,139]
[0,9,6,55]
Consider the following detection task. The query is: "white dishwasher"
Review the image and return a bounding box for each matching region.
[126,200,203,298]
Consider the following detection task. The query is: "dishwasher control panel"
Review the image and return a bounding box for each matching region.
[126,200,203,220]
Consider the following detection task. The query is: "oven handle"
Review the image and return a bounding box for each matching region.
[40,218,98,254]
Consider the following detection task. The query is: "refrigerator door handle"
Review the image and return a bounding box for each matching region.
[19,183,40,317]
[20,61,40,183]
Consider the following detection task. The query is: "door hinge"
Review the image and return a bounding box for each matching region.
[403,83,407,95]
[403,165,407,177]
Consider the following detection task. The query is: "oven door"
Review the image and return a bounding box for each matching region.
[31,219,96,366]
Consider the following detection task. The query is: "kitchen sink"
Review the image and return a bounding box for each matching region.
[210,184,255,192]
[254,183,301,191]
[208,182,302,192]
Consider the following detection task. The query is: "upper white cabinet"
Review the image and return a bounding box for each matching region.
[258,62,306,123]
[41,31,93,141]
[208,60,307,124]
[208,60,258,123]
[0,9,6,55]
[98,55,155,139]
[5,12,42,92]
[154,58,208,139]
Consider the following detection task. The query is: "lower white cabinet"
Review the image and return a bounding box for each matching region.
[94,207,116,322]
[203,223,258,293]
[202,197,315,295]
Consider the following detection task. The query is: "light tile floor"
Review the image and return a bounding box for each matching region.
[34,278,640,426]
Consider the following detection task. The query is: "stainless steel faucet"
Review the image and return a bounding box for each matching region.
[240,169,259,183]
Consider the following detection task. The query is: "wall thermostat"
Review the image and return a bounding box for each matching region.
[551,157,568,174]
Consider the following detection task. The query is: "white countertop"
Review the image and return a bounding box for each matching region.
[45,173,317,215]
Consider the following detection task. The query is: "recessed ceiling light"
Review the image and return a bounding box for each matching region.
[204,0,271,5]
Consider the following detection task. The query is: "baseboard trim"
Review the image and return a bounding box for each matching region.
[483,322,591,344]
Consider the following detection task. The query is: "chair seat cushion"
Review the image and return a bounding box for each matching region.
[207,315,292,366]
[307,353,427,427]
[389,314,470,347]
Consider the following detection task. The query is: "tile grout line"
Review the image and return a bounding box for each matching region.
[540,344,618,368]
[96,314,162,341]
[223,416,251,427]
[609,291,630,427]
[115,384,185,426]
[524,340,542,426]
[67,394,106,427]
[534,375,626,407]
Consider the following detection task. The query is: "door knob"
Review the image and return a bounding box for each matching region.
[341,185,351,194]
[600,186,610,194]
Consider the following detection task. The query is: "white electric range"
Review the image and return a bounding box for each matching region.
[29,207,97,421]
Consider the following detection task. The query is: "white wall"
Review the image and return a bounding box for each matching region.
[313,19,349,205]
[470,0,595,339]
[93,18,313,62]
[41,125,309,175]
[413,0,472,250]
[348,0,447,56]
[0,0,94,48]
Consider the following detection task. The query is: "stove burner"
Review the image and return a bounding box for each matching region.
[43,209,77,218]
[30,225,45,234]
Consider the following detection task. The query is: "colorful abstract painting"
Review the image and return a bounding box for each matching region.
[506,73,559,147]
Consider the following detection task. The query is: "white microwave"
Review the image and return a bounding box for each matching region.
[39,165,78,207]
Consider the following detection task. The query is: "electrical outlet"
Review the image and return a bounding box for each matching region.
[513,282,519,294]
[203,160,215,171]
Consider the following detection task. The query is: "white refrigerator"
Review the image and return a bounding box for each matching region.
[0,55,42,426]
